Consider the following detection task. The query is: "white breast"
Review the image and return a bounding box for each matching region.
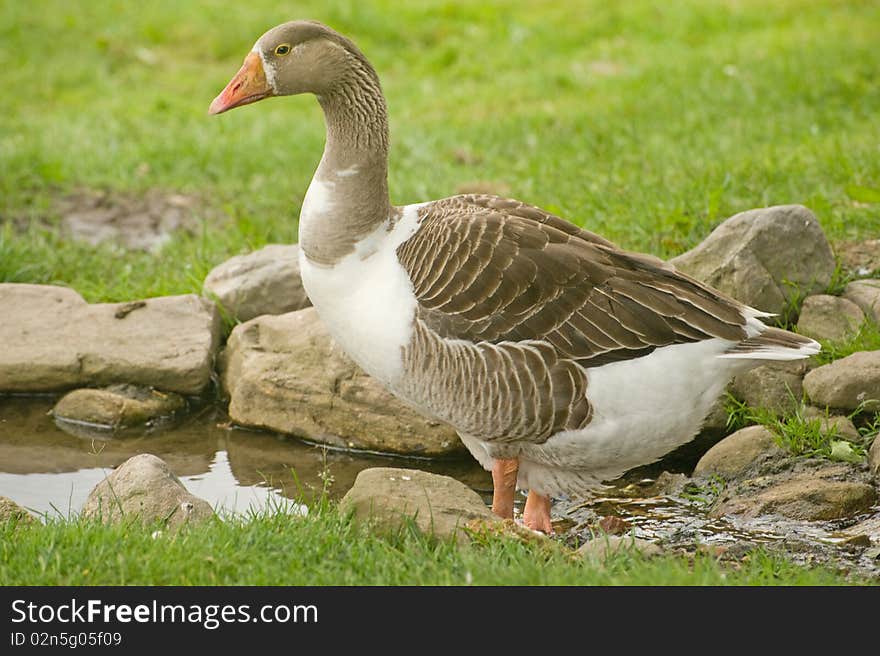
[299,203,425,386]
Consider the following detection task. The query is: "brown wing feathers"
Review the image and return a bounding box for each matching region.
[396,194,749,368]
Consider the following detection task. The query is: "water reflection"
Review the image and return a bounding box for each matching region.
[0,396,490,518]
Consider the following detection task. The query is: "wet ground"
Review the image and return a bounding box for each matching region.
[555,472,880,577]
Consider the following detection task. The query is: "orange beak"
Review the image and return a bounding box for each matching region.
[209,52,273,115]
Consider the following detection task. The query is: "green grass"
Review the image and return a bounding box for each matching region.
[815,320,880,365]
[0,505,857,585]
[2,0,880,302]
[725,395,878,462]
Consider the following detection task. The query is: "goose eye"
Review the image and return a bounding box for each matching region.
[274,44,291,56]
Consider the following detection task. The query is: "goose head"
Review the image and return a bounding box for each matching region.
[209,20,369,115]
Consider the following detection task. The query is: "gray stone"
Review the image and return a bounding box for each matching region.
[338,467,495,543]
[670,205,835,314]
[712,462,877,521]
[843,279,880,324]
[53,385,186,429]
[220,308,463,457]
[0,496,34,525]
[796,294,865,342]
[578,535,663,562]
[82,454,214,527]
[841,515,880,543]
[693,425,783,479]
[803,351,880,411]
[0,285,220,395]
[731,361,807,415]
[203,244,311,323]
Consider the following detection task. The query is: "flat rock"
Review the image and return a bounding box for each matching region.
[220,308,463,457]
[203,244,311,323]
[841,515,880,543]
[712,462,877,521]
[0,496,34,525]
[81,454,214,527]
[796,294,865,342]
[53,384,186,429]
[0,285,220,395]
[803,350,880,411]
[843,279,880,323]
[693,425,783,479]
[731,361,807,415]
[338,467,495,543]
[670,205,835,314]
[578,535,663,562]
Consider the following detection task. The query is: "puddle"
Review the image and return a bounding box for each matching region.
[0,396,490,519]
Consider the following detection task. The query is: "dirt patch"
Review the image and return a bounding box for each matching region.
[835,239,880,277]
[53,189,218,251]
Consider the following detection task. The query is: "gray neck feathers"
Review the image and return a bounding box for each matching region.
[298,54,391,266]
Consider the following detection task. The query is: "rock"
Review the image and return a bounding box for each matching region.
[693,425,783,479]
[53,385,186,429]
[712,462,877,521]
[0,497,34,525]
[0,285,220,395]
[220,308,463,457]
[803,351,880,411]
[203,244,311,323]
[578,535,663,562]
[718,478,876,521]
[82,454,214,527]
[731,361,807,415]
[670,205,835,314]
[338,468,495,543]
[796,294,864,342]
[870,435,880,477]
[841,515,880,543]
[843,279,880,323]
[648,471,691,496]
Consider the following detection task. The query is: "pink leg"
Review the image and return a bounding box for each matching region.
[523,490,553,534]
[491,458,519,520]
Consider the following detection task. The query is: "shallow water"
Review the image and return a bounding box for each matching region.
[0,396,490,518]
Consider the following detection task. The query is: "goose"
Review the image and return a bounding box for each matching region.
[209,20,820,533]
